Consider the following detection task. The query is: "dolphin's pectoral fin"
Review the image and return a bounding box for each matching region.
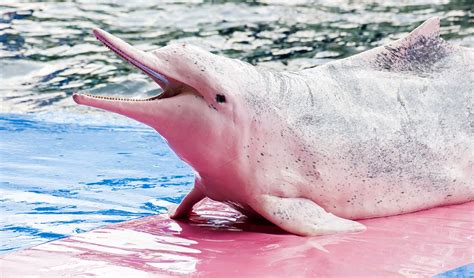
[251,195,366,236]
[169,185,205,219]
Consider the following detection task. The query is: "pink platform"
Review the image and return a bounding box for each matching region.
[1,200,473,277]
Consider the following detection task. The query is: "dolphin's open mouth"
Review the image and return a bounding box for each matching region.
[74,28,185,102]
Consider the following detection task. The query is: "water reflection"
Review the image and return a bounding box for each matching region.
[1,199,472,276]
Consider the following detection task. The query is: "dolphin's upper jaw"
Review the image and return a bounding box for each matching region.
[74,28,199,103]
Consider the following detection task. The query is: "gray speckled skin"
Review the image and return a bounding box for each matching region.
[75,18,473,236]
[229,18,473,221]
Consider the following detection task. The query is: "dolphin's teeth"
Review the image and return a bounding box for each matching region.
[78,92,161,102]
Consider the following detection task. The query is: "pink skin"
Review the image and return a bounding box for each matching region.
[74,28,367,236]
[73,28,256,216]
[74,29,238,174]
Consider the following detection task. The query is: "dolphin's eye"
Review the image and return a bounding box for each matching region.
[215,94,226,103]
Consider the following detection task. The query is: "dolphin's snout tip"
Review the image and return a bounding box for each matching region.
[91,27,101,35]
[92,28,98,38]
[92,27,107,40]
[72,93,83,104]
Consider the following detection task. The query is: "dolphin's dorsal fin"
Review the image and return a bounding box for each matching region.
[344,17,451,73]
[408,16,440,40]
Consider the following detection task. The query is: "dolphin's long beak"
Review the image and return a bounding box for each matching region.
[91,28,174,91]
[73,27,234,116]
[72,28,190,122]
[71,29,165,128]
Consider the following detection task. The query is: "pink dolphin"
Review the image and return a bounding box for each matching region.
[73,17,473,236]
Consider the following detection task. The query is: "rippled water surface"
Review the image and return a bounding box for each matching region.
[0,114,193,253]
[0,1,473,254]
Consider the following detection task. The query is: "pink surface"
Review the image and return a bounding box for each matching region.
[1,200,473,277]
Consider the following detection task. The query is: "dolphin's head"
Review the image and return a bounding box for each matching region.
[74,28,254,174]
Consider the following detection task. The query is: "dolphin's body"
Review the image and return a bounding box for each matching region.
[74,17,473,236]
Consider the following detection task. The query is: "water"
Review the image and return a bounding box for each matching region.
[0,114,194,253]
[0,1,473,254]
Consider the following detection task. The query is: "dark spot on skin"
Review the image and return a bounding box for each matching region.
[216,94,226,103]
[373,34,449,74]
[260,153,264,156]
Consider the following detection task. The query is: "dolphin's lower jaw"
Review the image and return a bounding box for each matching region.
[73,93,159,102]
